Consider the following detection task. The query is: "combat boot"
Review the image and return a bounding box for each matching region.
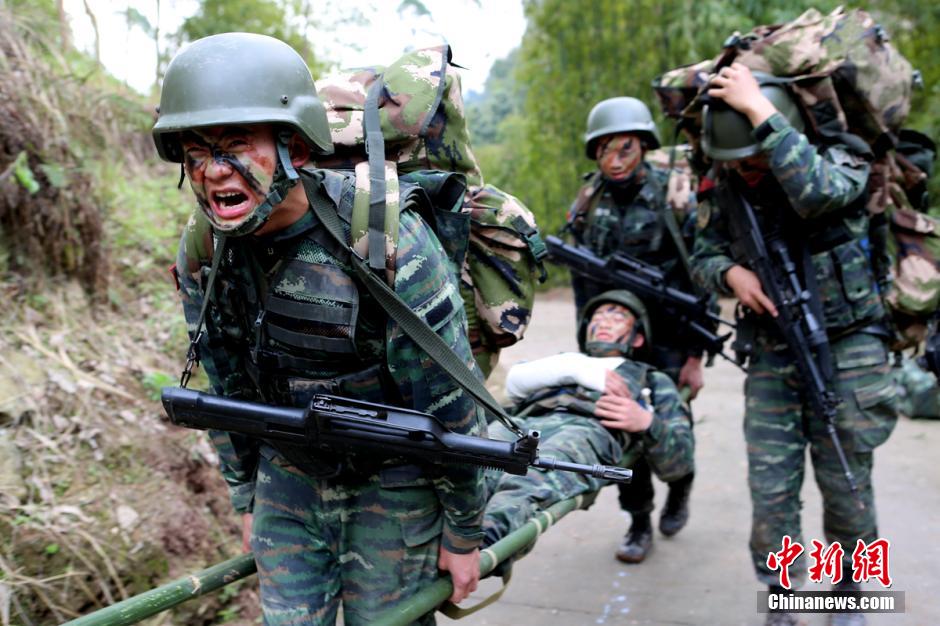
[829,580,866,626]
[659,473,692,536]
[615,514,652,563]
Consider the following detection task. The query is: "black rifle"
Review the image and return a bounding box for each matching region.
[545,235,739,368]
[162,387,633,484]
[715,184,864,509]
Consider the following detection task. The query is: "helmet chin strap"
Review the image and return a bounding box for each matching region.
[203,131,300,237]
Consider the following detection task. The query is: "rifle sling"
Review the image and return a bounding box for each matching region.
[181,234,228,388]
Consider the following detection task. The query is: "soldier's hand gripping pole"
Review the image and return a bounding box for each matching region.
[717,186,864,509]
[162,387,633,484]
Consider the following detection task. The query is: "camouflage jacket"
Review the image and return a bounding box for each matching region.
[691,113,884,341]
[512,358,694,481]
[175,168,487,553]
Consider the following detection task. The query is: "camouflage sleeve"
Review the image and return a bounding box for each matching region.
[639,371,694,482]
[387,210,487,554]
[759,113,870,220]
[690,193,737,297]
[176,233,259,514]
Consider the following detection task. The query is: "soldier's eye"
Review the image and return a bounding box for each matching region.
[185,149,209,167]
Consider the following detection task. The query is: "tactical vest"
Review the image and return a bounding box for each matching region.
[720,171,886,338]
[579,166,675,267]
[570,165,702,353]
[195,169,429,476]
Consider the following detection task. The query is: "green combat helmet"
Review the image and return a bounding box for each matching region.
[584,97,662,159]
[152,32,333,236]
[577,289,651,357]
[701,72,804,161]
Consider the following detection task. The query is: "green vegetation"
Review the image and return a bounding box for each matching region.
[0,0,936,623]
[0,4,254,624]
[468,0,940,244]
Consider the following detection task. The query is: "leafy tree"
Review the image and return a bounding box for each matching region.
[465,49,522,145]
[177,0,323,72]
[478,0,939,241]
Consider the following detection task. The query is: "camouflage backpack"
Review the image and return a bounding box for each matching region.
[653,7,916,149]
[880,131,940,347]
[652,7,937,348]
[644,144,697,220]
[314,45,546,376]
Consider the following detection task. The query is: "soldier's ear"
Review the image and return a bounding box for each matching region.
[287,132,312,167]
[632,332,645,350]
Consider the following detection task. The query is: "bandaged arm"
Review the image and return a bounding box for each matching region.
[505,352,626,402]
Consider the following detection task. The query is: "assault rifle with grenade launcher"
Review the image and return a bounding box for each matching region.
[161,387,634,484]
[715,182,865,509]
[545,235,740,368]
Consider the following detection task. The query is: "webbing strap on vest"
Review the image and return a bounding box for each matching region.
[306,182,526,437]
[365,78,388,272]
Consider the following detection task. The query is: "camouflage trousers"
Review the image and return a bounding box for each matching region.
[251,449,441,625]
[744,331,898,587]
[483,413,622,545]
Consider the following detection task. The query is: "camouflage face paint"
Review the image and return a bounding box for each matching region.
[587,303,636,345]
[181,125,277,232]
[597,134,644,182]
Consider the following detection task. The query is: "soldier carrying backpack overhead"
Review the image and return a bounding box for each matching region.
[156,33,487,624]
[692,63,896,626]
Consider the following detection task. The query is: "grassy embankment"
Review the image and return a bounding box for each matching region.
[0,8,254,625]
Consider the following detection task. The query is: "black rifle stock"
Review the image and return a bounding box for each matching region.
[545,235,739,367]
[161,387,633,484]
[716,185,863,509]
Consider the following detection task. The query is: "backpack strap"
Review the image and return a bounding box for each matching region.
[365,77,389,272]
[659,141,700,295]
[351,160,401,285]
[306,181,526,437]
[566,172,604,235]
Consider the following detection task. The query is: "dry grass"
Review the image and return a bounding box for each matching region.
[0,9,256,624]
[0,280,252,625]
[0,6,154,299]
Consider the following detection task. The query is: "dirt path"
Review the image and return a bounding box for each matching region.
[443,289,940,626]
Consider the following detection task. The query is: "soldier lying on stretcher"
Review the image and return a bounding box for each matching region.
[482,290,695,548]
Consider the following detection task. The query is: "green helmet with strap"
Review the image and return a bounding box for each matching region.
[585,97,662,159]
[577,290,651,357]
[152,32,334,236]
[702,72,804,161]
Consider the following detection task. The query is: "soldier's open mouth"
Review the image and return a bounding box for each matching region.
[211,190,253,219]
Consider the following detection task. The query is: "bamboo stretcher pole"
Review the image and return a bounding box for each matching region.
[61,553,257,626]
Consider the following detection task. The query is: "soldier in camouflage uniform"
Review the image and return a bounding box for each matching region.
[565,97,702,563]
[154,33,486,625]
[692,64,898,626]
[484,290,694,548]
